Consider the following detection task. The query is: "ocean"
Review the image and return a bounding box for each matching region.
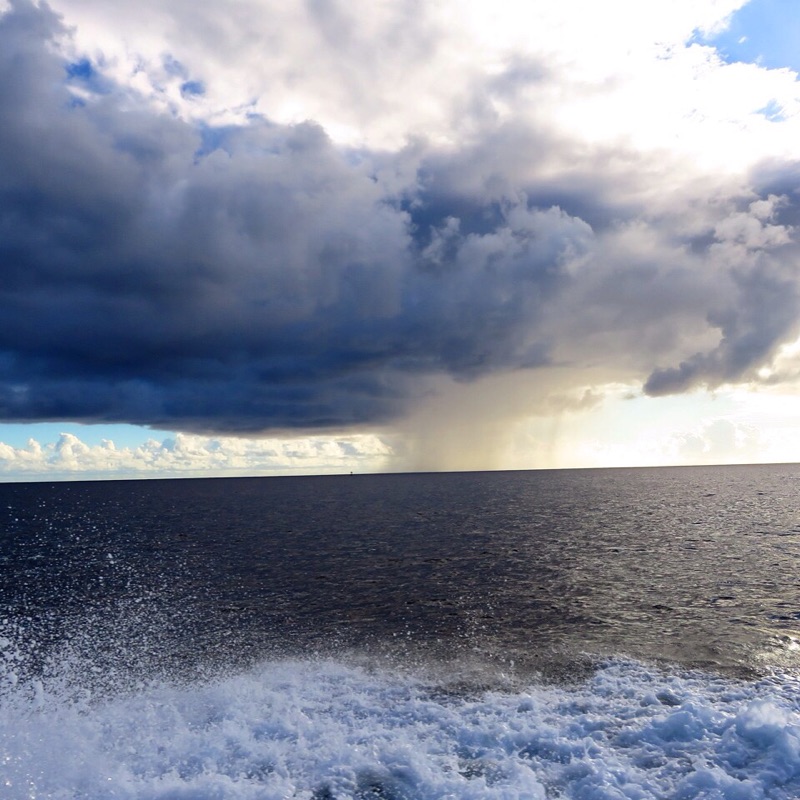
[2,464,800,798]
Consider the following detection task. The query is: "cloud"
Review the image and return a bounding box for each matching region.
[571,415,768,469]
[644,196,800,395]
[0,0,591,432]
[673,418,763,462]
[0,431,393,479]
[1,0,800,447]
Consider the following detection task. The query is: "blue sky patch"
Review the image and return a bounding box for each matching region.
[757,98,787,121]
[66,58,93,80]
[193,124,234,160]
[0,423,163,450]
[703,0,800,73]
[181,80,206,98]
[65,58,110,94]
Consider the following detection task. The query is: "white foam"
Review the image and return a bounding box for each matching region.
[2,657,800,799]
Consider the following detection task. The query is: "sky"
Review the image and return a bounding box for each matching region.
[2,0,800,480]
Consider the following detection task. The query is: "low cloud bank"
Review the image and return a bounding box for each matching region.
[0,431,393,480]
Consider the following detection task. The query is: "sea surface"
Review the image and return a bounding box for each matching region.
[3,464,800,798]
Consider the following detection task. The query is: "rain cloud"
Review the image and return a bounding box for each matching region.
[1,0,800,437]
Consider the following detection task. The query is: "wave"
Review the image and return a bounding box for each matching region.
[3,651,800,799]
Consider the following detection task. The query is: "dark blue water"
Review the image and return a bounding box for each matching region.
[3,465,800,798]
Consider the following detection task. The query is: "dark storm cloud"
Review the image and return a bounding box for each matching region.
[0,0,593,432]
[412,111,800,396]
[2,0,800,433]
[644,259,800,396]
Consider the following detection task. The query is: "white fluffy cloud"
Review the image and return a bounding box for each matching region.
[45,0,796,164]
[0,431,394,480]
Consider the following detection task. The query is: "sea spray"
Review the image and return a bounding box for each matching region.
[3,657,800,799]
